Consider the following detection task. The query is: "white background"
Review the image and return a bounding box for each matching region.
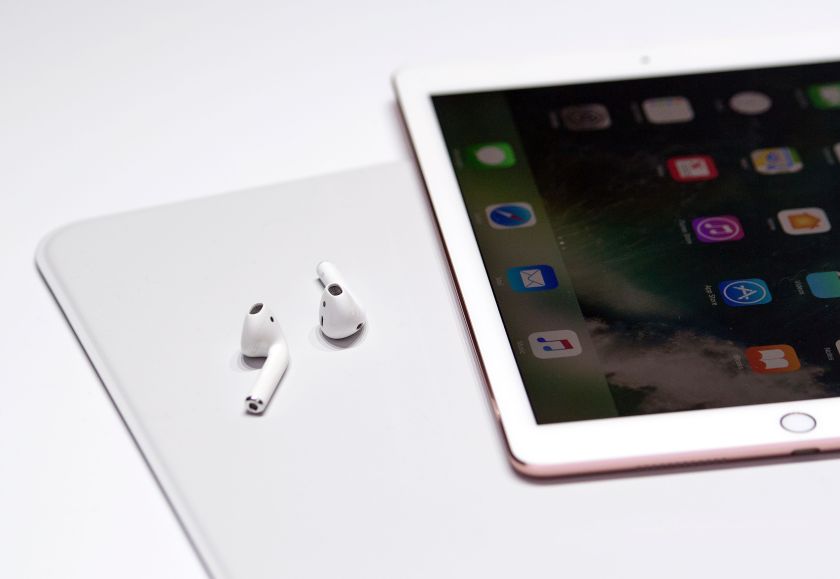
[3,1,840,577]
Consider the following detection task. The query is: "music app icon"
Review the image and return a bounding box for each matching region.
[528,330,583,359]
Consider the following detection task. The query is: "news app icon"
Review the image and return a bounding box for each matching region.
[559,104,612,131]
[692,215,744,243]
[642,96,694,124]
[745,345,801,374]
[719,278,772,307]
[507,265,558,292]
[668,155,718,182]
[750,147,803,174]
[486,203,536,229]
[529,330,582,359]
[778,208,831,235]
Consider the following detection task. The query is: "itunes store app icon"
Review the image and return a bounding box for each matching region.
[691,215,745,243]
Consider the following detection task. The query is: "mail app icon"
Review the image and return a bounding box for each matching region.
[520,269,547,288]
[507,265,558,292]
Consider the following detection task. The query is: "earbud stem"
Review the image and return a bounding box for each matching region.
[246,342,289,414]
[316,261,344,287]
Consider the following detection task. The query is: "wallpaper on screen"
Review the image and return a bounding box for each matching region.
[435,62,840,423]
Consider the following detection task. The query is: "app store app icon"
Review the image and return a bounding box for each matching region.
[719,278,772,307]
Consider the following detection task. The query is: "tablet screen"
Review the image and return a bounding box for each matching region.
[432,62,840,424]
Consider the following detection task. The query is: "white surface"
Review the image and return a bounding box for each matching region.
[3,1,840,577]
[39,163,514,578]
[395,42,840,475]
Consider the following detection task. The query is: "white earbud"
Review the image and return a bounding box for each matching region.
[241,303,289,414]
[317,261,366,339]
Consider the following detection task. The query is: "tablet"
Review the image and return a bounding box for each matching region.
[395,41,840,476]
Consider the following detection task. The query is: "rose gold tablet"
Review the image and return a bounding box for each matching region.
[395,38,840,476]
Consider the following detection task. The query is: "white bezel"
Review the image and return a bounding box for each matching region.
[394,37,840,476]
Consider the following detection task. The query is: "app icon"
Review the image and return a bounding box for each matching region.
[642,96,694,124]
[668,155,718,182]
[745,345,801,373]
[778,207,831,235]
[528,330,582,359]
[465,142,516,169]
[719,278,772,307]
[806,271,840,298]
[807,83,840,109]
[486,203,536,229]
[560,104,611,131]
[507,265,558,292]
[750,147,803,174]
[692,215,744,243]
[729,91,772,115]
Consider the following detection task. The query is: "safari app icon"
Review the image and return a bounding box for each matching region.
[486,203,536,229]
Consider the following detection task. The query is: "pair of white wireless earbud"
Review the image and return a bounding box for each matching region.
[240,261,365,415]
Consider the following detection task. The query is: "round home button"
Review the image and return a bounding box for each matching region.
[780,412,816,433]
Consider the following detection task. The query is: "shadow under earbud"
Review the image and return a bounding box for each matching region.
[309,325,366,350]
[239,354,265,370]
